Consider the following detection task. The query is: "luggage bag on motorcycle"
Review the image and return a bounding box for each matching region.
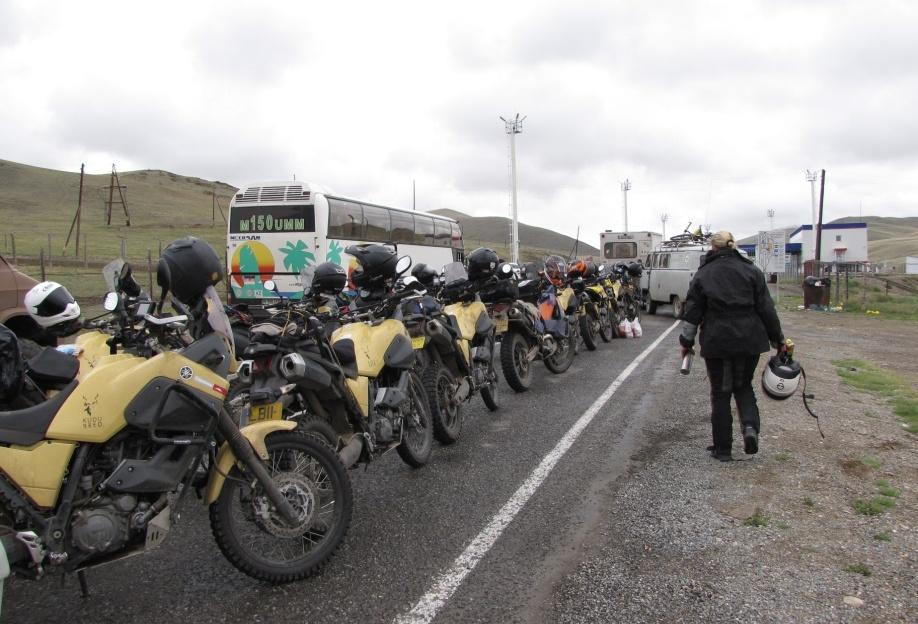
[479,279,519,303]
[517,279,541,302]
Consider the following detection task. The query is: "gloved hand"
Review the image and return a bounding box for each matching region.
[678,334,694,357]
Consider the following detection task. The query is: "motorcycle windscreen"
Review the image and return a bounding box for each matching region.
[203,286,236,370]
[102,258,126,292]
[442,262,468,286]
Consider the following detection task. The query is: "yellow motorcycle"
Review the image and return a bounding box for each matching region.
[0,241,352,588]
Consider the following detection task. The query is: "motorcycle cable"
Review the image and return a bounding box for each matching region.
[799,367,825,439]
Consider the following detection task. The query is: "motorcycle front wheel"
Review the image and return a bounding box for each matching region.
[396,370,434,467]
[579,311,598,351]
[598,303,614,343]
[499,329,532,393]
[210,430,353,583]
[424,363,463,445]
[544,322,577,374]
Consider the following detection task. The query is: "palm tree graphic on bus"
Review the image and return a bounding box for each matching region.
[279,240,316,273]
[326,240,344,265]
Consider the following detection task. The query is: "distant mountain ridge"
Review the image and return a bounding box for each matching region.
[431,208,600,262]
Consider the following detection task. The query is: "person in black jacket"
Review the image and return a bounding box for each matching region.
[678,231,785,461]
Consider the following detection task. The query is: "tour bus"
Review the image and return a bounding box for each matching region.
[226,181,463,302]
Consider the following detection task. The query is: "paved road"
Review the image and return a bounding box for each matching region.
[6,314,682,624]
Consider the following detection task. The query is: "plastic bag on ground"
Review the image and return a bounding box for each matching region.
[617,320,627,338]
[632,318,643,337]
[623,319,634,338]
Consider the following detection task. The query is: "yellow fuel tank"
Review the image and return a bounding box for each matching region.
[443,301,487,341]
[46,351,228,443]
[557,287,576,312]
[331,319,409,378]
[0,441,76,508]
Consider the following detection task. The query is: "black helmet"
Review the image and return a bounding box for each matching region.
[346,243,397,288]
[626,262,643,277]
[411,263,439,289]
[0,324,24,403]
[467,247,499,280]
[157,237,223,305]
[312,262,347,295]
[585,261,599,278]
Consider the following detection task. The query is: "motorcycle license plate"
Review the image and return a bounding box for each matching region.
[249,402,283,424]
[494,317,508,333]
[411,336,426,350]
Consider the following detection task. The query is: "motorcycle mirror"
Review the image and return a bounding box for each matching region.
[264,280,278,293]
[395,255,412,275]
[598,264,606,272]
[103,292,119,311]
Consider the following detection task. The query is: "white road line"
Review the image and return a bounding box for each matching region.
[393,320,681,624]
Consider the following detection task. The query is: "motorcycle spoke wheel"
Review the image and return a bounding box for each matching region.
[579,313,598,351]
[210,431,352,583]
[424,363,462,445]
[598,306,614,342]
[396,371,434,467]
[500,330,532,392]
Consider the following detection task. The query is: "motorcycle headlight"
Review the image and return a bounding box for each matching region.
[237,360,254,385]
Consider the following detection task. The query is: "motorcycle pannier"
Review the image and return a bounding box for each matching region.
[517,279,541,301]
[479,279,519,303]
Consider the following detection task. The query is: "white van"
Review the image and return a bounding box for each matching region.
[641,243,750,317]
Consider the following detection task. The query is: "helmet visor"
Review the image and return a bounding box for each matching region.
[34,286,76,318]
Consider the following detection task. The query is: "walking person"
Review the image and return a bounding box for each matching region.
[678,231,786,461]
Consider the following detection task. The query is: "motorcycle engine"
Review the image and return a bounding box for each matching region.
[70,494,136,555]
[372,412,395,443]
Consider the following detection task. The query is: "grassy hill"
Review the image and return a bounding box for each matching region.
[431,208,601,262]
[0,159,236,263]
[737,216,918,268]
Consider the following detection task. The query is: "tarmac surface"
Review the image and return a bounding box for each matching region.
[5,314,682,624]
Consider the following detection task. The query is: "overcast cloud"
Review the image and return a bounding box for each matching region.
[2,0,917,245]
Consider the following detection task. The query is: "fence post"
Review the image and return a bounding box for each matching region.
[40,249,46,281]
[83,234,88,268]
[47,233,52,268]
[120,238,126,260]
[147,248,153,295]
[10,233,15,265]
[158,240,162,257]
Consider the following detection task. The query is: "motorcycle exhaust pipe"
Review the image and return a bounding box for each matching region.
[338,434,364,469]
[426,319,453,349]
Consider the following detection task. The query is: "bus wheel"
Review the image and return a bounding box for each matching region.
[648,300,658,315]
[671,295,684,319]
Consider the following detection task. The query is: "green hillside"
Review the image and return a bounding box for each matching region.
[431,208,601,262]
[0,159,236,263]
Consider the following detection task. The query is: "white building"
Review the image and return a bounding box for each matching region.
[907,256,918,275]
[788,222,868,270]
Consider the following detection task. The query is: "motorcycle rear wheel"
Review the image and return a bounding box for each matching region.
[210,430,352,583]
[424,363,463,445]
[499,330,532,393]
[396,371,434,467]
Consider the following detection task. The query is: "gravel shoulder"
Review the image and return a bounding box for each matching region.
[546,311,918,623]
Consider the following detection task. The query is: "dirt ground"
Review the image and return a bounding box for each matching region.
[551,309,917,623]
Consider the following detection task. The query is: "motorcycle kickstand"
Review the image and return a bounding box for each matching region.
[78,569,90,598]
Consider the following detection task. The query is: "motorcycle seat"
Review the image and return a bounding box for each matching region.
[331,341,358,380]
[26,347,80,390]
[0,380,79,446]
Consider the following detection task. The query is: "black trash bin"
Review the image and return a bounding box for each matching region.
[803,276,831,309]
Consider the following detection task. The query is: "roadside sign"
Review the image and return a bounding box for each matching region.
[756,230,786,274]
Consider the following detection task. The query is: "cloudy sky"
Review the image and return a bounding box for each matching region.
[2,0,917,245]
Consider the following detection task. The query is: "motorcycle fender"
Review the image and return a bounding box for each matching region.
[204,420,297,505]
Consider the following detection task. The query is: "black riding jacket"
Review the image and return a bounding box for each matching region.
[680,248,783,358]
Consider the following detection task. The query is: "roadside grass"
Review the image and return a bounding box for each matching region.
[852,499,885,516]
[844,293,918,321]
[861,456,882,469]
[844,563,872,577]
[743,509,769,527]
[852,478,902,516]
[774,451,791,462]
[803,496,815,509]
[833,359,918,434]
[873,532,891,541]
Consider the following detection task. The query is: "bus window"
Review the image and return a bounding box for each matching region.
[362,204,391,241]
[328,198,363,238]
[414,215,436,245]
[659,253,670,268]
[450,221,463,249]
[390,210,414,243]
[604,241,637,259]
[434,219,452,247]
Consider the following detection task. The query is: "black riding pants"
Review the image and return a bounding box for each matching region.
[704,355,761,451]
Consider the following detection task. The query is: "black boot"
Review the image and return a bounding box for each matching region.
[743,426,758,455]
[708,445,732,462]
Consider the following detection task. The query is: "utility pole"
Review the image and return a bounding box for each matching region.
[815,169,826,267]
[767,208,775,231]
[621,179,632,231]
[412,179,416,211]
[660,213,669,240]
[64,163,85,255]
[501,114,525,264]
[103,164,130,226]
[806,170,818,261]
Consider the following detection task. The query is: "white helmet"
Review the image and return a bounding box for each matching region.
[25,281,81,333]
[762,353,801,400]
